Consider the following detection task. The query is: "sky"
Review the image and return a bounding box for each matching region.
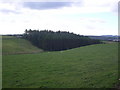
[0,0,118,35]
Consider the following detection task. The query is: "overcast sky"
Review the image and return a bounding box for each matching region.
[0,0,118,35]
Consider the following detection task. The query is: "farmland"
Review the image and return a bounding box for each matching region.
[2,36,118,88]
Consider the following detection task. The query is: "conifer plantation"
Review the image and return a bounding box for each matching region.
[23,29,101,51]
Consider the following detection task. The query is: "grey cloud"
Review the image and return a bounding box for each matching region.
[0,9,20,14]
[86,25,96,30]
[89,19,106,23]
[23,2,73,10]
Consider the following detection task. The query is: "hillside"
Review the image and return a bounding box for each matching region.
[3,43,118,88]
[2,36,43,55]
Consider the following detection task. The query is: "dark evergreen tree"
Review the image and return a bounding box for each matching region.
[23,29,102,51]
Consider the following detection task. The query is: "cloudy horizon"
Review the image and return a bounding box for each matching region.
[0,0,118,36]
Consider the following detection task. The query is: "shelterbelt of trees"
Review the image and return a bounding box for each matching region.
[23,29,102,51]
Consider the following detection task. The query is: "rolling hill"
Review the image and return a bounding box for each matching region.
[2,36,43,55]
[2,36,118,88]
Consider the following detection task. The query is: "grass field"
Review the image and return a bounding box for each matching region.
[2,40,118,88]
[2,36,43,55]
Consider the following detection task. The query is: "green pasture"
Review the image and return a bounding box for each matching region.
[2,42,118,88]
[2,36,43,54]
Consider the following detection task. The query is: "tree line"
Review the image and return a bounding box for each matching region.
[23,29,102,51]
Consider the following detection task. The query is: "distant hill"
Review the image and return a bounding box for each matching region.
[2,36,43,55]
[88,35,120,41]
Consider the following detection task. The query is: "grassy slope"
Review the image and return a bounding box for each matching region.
[2,36,43,54]
[3,43,118,88]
